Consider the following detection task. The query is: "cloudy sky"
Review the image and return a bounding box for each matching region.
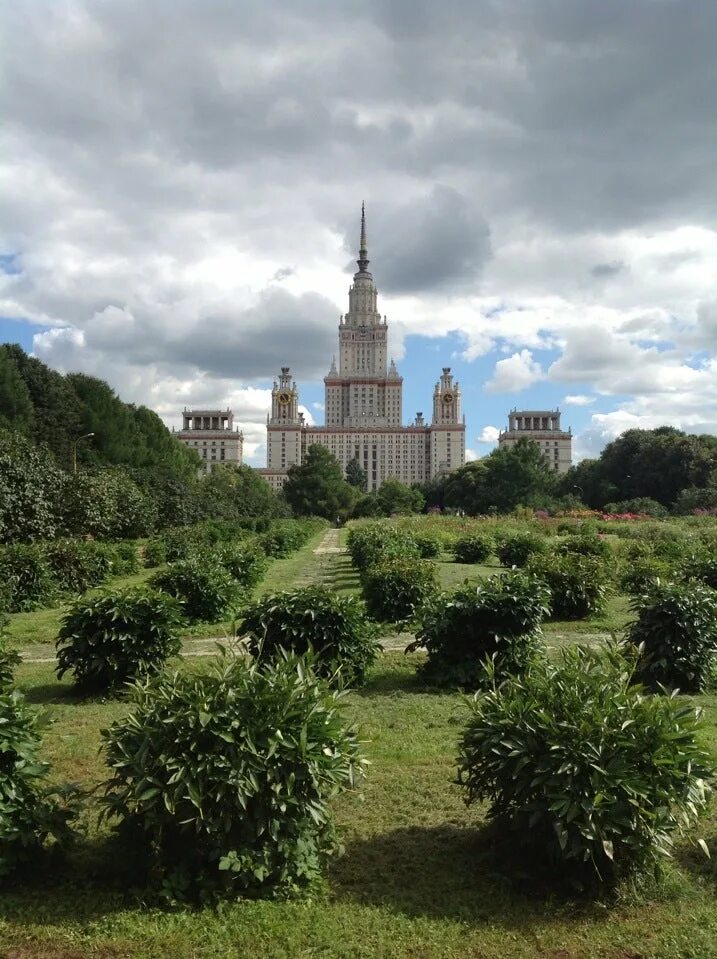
[2,0,717,465]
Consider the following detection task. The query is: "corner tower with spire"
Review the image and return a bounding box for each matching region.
[260,204,465,492]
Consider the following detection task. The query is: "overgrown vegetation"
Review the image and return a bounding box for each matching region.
[100,652,364,902]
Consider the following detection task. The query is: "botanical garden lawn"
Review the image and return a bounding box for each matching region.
[4,652,717,959]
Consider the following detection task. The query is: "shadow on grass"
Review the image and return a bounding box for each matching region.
[330,822,609,926]
[19,681,81,706]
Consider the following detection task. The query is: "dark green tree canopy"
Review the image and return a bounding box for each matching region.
[283,445,356,519]
[345,456,367,491]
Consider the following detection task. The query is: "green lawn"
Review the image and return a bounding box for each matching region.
[4,652,717,958]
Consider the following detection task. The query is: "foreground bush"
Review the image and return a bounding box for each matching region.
[151,556,239,622]
[408,572,549,688]
[362,556,438,623]
[495,532,546,569]
[0,687,76,876]
[625,581,717,693]
[681,553,717,590]
[458,645,711,884]
[619,557,672,596]
[56,588,184,692]
[100,652,364,902]
[0,619,20,688]
[453,533,493,565]
[242,586,379,686]
[528,553,610,619]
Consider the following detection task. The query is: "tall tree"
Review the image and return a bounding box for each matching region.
[283,445,356,519]
[375,478,425,515]
[345,456,367,491]
[0,347,33,432]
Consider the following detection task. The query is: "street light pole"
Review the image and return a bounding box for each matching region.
[72,432,95,475]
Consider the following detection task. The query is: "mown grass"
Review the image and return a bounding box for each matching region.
[5,652,717,958]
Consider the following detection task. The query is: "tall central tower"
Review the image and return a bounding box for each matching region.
[324,205,403,427]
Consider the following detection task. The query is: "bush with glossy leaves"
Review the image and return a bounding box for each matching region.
[0,544,55,613]
[100,651,364,902]
[555,534,613,561]
[346,524,420,574]
[408,571,549,688]
[625,581,717,693]
[528,552,610,620]
[362,556,438,623]
[241,585,379,686]
[0,687,76,877]
[151,556,240,623]
[618,557,673,596]
[458,644,712,885]
[453,534,493,565]
[44,539,113,594]
[213,542,268,589]
[56,587,184,692]
[495,532,547,569]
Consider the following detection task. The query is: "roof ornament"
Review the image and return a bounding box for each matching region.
[356,201,370,274]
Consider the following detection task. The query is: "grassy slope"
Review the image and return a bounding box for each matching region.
[4,653,717,958]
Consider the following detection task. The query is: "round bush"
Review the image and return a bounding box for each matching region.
[151,556,240,622]
[214,542,268,589]
[412,532,442,558]
[347,524,420,572]
[362,556,438,623]
[454,533,493,565]
[0,544,55,613]
[143,537,168,568]
[681,552,717,590]
[0,687,76,876]
[44,539,112,594]
[56,588,184,692]
[528,553,610,620]
[555,534,612,561]
[100,652,364,902]
[242,585,379,686]
[458,645,711,884]
[625,581,717,693]
[618,557,672,596]
[105,541,140,576]
[408,571,550,688]
[495,532,546,569]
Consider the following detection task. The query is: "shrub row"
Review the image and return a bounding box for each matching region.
[0,539,140,613]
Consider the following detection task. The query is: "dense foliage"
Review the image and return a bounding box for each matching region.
[625,581,717,693]
[283,445,356,519]
[362,556,438,623]
[241,586,379,686]
[408,572,549,688]
[453,533,493,564]
[0,687,76,876]
[100,653,364,901]
[458,645,712,883]
[528,552,610,619]
[495,531,547,568]
[346,523,420,573]
[56,588,184,692]
[151,557,240,623]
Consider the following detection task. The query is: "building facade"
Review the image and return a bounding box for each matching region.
[259,207,465,492]
[498,408,572,473]
[175,408,244,473]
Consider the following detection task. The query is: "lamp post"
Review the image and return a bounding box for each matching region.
[572,484,584,501]
[72,432,95,475]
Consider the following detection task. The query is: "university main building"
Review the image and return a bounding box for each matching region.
[257,208,466,492]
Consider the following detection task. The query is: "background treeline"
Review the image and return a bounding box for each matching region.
[0,345,286,544]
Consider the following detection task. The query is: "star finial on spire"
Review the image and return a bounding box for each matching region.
[357,202,370,273]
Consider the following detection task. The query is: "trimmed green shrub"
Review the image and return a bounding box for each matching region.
[454,534,493,565]
[241,586,379,686]
[555,534,612,561]
[408,572,549,688]
[259,520,315,558]
[496,532,547,569]
[619,557,672,596]
[56,588,184,692]
[0,619,20,688]
[143,537,167,568]
[151,556,240,623]
[412,532,442,558]
[625,581,717,693]
[105,541,140,576]
[44,539,112,594]
[346,524,419,573]
[214,542,268,589]
[0,544,55,613]
[681,553,717,590]
[362,556,438,623]
[528,553,610,620]
[458,645,711,884]
[0,687,76,877]
[100,652,364,902]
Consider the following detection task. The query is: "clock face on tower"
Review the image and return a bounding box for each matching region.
[442,393,454,404]
[277,391,291,405]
